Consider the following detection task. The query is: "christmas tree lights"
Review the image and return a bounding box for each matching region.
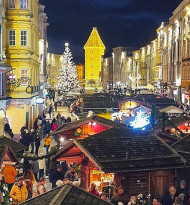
[56,42,79,92]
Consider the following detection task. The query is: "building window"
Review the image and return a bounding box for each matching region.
[20,0,27,9]
[20,30,27,46]
[9,30,16,46]
[21,69,28,85]
[8,0,15,9]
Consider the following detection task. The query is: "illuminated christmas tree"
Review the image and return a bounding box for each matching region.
[56,42,79,92]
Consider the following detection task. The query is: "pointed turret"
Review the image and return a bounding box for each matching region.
[84,27,105,91]
[84,27,105,49]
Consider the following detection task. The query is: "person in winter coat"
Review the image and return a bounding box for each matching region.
[23,170,35,199]
[33,118,38,131]
[4,120,10,133]
[152,198,161,205]
[48,158,58,184]
[37,126,43,139]
[176,180,189,205]
[51,164,64,189]
[111,186,129,205]
[21,129,30,151]
[31,160,39,182]
[20,124,26,138]
[64,166,76,182]
[2,164,17,192]
[10,177,28,205]
[173,196,183,205]
[38,158,46,179]
[35,132,41,156]
[46,121,52,134]
[52,121,58,131]
[44,134,51,154]
[30,129,35,154]
[49,103,53,118]
[89,183,100,197]
[33,177,46,197]
[161,185,178,205]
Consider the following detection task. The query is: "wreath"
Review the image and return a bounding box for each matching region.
[74,127,83,137]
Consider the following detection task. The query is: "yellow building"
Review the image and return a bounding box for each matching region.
[139,46,147,86]
[3,0,40,134]
[76,63,85,88]
[84,27,105,90]
[131,50,140,89]
[47,52,62,88]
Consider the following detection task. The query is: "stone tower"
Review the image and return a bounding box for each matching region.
[84,27,105,89]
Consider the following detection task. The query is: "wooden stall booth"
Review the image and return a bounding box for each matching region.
[53,115,126,142]
[51,127,186,198]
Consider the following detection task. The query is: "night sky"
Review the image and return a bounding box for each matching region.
[39,0,182,63]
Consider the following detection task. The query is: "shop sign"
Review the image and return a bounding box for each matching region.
[36,97,44,104]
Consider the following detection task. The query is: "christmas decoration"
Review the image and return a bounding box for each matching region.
[74,127,83,137]
[0,184,10,205]
[130,110,150,130]
[56,42,79,92]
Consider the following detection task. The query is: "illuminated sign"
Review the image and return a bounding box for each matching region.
[130,110,150,130]
[36,97,44,104]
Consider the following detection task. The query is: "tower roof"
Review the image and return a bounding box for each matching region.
[84,27,105,49]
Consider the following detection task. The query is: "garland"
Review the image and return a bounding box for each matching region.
[0,184,10,205]
[74,127,83,137]
[17,147,58,161]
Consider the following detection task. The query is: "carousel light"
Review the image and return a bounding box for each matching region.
[89,122,92,125]
[92,122,96,126]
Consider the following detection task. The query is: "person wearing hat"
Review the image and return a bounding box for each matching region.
[9,177,28,204]
[111,186,129,205]
[176,180,189,205]
[51,164,64,189]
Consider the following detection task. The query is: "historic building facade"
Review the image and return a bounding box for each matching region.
[101,0,190,102]
[3,0,40,134]
[84,27,105,90]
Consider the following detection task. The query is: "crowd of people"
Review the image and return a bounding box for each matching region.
[104,181,190,205]
[1,158,80,204]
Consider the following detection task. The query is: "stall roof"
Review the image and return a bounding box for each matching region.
[171,134,190,164]
[132,94,177,109]
[75,128,186,173]
[0,145,19,166]
[163,116,190,130]
[53,115,126,135]
[20,183,112,205]
[160,106,183,114]
[0,136,26,153]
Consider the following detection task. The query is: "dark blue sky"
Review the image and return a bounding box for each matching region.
[40,0,182,63]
